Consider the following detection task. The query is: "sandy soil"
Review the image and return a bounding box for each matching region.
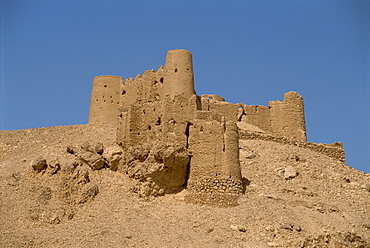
[1,124,369,247]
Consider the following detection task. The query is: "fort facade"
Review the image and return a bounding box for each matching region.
[88,49,309,196]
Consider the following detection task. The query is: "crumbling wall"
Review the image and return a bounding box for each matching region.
[239,130,345,161]
[238,104,272,133]
[115,50,245,196]
[269,91,307,141]
[120,68,165,109]
[187,119,243,194]
[88,76,123,124]
[200,96,239,122]
[87,49,313,198]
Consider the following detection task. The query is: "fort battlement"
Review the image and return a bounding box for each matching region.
[87,49,341,196]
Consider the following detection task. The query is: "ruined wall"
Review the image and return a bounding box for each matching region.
[187,119,243,194]
[115,50,243,195]
[200,96,239,123]
[239,130,345,162]
[239,104,272,133]
[120,68,165,109]
[269,91,306,141]
[88,76,123,124]
[87,49,315,197]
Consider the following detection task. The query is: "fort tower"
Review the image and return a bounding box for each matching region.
[88,75,122,124]
[164,49,195,100]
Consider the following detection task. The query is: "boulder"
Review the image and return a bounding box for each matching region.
[79,151,106,170]
[103,144,123,171]
[125,143,190,196]
[31,158,47,172]
[283,166,298,180]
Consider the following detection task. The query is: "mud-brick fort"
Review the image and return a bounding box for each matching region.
[88,49,344,197]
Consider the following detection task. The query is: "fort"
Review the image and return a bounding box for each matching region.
[87,49,344,196]
[4,49,368,248]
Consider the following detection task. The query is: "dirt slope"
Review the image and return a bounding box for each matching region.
[0,124,369,247]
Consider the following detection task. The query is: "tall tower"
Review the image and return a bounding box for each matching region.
[164,49,195,100]
[88,75,122,124]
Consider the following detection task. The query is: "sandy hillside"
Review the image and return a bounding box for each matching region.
[0,123,369,248]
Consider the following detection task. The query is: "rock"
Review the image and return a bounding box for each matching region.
[31,158,47,172]
[66,145,75,154]
[230,224,246,232]
[288,154,300,161]
[48,213,60,224]
[362,224,370,229]
[294,224,302,232]
[81,142,95,152]
[11,172,21,181]
[206,228,214,233]
[72,166,90,184]
[265,225,275,232]
[280,222,293,231]
[95,143,104,155]
[47,158,60,175]
[103,145,123,171]
[246,153,256,159]
[125,143,189,196]
[348,181,360,189]
[80,152,106,170]
[192,223,201,228]
[283,166,298,180]
[63,159,81,173]
[79,184,99,204]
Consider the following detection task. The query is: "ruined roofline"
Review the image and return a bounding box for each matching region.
[88,49,307,141]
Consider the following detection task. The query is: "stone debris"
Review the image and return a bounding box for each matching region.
[63,159,82,173]
[31,157,47,172]
[47,158,60,175]
[95,142,104,155]
[280,222,294,231]
[302,232,368,248]
[67,143,123,171]
[66,145,75,154]
[126,143,189,197]
[79,184,99,204]
[230,224,247,232]
[245,153,257,159]
[283,166,298,180]
[103,144,123,171]
[72,165,90,184]
[1,49,365,247]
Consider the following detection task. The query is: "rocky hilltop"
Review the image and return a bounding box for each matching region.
[0,123,369,248]
[1,49,369,247]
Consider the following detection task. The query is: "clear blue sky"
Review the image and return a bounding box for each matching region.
[1,0,369,173]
